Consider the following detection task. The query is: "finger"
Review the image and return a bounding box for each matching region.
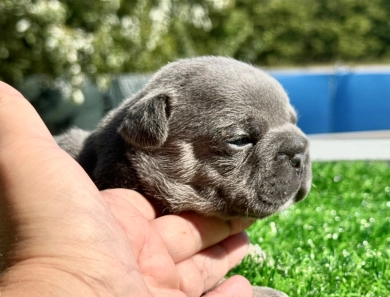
[150,276,253,297]
[0,82,106,241]
[102,189,157,221]
[0,82,23,97]
[204,275,253,297]
[0,82,98,195]
[0,81,54,148]
[151,212,254,263]
[176,232,250,297]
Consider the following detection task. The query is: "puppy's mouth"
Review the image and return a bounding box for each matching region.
[222,193,292,219]
[250,181,309,219]
[216,161,312,220]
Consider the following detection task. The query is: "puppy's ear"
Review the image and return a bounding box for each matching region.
[118,94,171,147]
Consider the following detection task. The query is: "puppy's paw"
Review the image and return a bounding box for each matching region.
[253,286,289,297]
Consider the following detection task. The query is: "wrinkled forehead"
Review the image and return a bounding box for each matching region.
[219,77,296,126]
[150,58,297,127]
[182,71,297,128]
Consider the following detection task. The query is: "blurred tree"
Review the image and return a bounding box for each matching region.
[1,0,90,100]
[199,0,390,66]
[0,0,212,94]
[2,0,390,92]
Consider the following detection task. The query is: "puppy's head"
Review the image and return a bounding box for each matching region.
[106,56,311,219]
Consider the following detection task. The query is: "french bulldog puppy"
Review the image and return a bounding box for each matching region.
[56,56,312,297]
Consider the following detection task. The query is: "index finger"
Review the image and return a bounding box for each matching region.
[0,82,100,219]
[151,212,254,263]
[0,82,54,148]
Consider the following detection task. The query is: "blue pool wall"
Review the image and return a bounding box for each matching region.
[270,67,390,135]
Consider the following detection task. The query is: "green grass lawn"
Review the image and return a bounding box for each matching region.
[230,161,390,297]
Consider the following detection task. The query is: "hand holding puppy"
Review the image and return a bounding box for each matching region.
[0,82,253,297]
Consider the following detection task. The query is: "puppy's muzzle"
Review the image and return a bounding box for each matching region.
[273,128,311,202]
[275,134,309,173]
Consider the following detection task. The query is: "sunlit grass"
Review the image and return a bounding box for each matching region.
[230,161,390,297]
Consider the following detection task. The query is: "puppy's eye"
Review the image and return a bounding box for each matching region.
[228,136,253,148]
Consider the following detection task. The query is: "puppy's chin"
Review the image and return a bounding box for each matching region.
[276,197,295,213]
[213,196,293,220]
[227,178,311,220]
[244,198,294,220]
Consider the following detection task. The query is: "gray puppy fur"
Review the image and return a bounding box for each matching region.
[56,56,312,297]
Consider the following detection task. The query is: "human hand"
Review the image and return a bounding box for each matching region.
[0,82,253,297]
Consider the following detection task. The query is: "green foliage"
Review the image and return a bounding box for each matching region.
[0,0,211,93]
[2,0,390,93]
[230,161,390,296]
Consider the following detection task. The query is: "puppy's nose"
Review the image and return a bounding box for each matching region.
[289,153,305,174]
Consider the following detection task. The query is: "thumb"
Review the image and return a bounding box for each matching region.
[204,276,253,297]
